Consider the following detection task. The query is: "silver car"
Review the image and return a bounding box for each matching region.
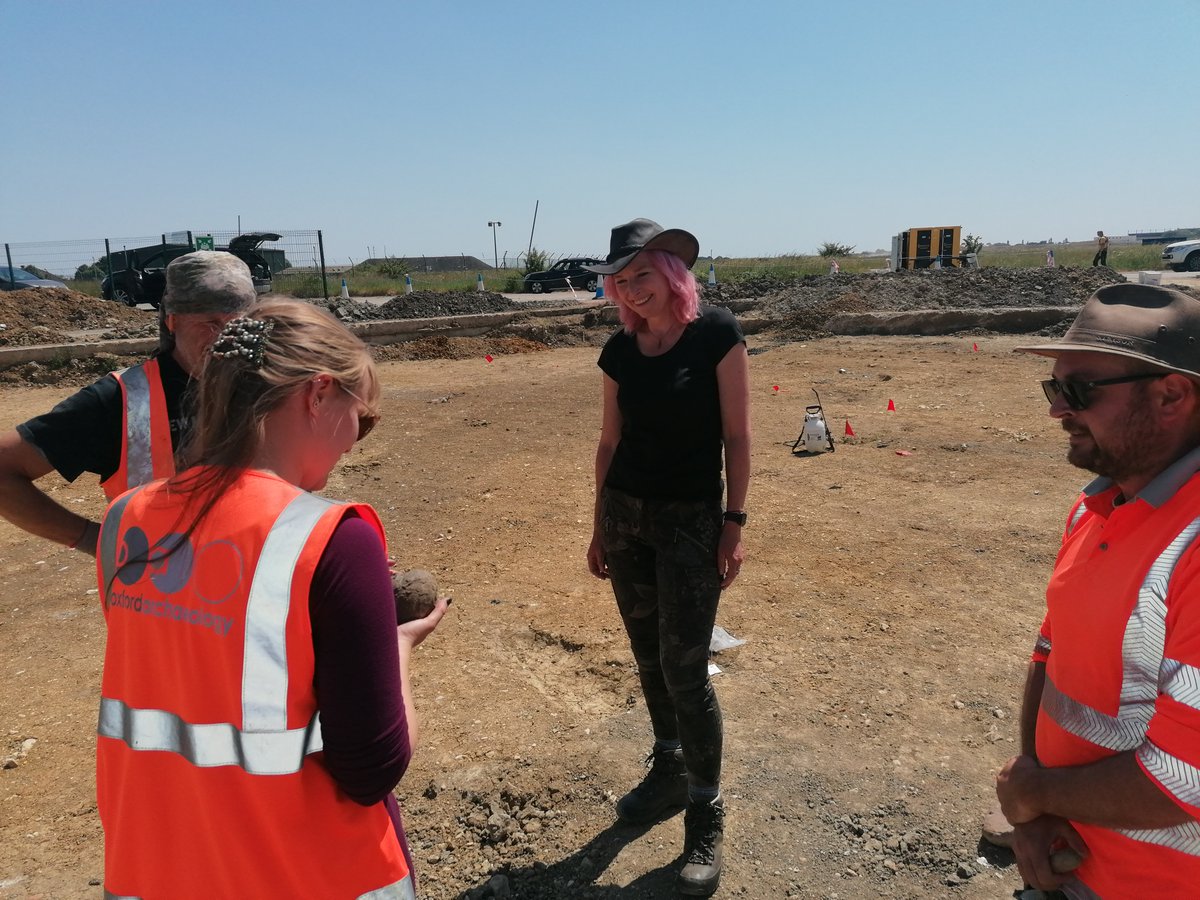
[0,266,67,291]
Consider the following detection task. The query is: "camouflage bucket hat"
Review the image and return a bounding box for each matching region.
[162,251,256,314]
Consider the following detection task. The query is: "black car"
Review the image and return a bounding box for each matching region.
[101,232,280,308]
[523,257,603,293]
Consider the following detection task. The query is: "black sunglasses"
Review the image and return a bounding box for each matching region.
[1041,373,1164,411]
[338,384,381,441]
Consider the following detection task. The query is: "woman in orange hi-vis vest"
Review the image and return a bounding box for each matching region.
[95,297,449,900]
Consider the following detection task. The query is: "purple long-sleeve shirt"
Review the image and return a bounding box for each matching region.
[310,513,413,870]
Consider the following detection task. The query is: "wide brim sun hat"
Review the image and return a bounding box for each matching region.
[1015,283,1200,379]
[585,218,700,276]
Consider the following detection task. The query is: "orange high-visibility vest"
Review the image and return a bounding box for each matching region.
[96,469,412,900]
[1033,461,1200,899]
[99,358,175,501]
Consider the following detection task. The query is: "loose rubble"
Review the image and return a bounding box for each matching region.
[0,287,157,346]
[706,265,1135,339]
[2,736,37,769]
[2,268,1192,389]
[312,290,584,323]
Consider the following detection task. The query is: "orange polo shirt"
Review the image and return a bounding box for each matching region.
[1033,448,1200,898]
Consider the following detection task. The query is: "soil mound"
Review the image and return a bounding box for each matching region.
[314,291,584,323]
[0,288,156,346]
[0,352,144,388]
[703,265,1132,339]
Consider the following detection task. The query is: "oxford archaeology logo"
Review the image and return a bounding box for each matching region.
[108,528,245,636]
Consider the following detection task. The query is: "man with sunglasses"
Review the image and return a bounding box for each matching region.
[994,283,1200,898]
[0,252,256,556]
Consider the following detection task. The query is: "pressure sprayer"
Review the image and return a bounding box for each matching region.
[791,389,835,455]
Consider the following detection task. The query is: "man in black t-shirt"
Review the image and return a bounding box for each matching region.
[0,251,256,555]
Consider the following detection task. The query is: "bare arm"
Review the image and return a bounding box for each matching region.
[718,343,751,512]
[998,749,1193,830]
[587,374,622,579]
[1019,659,1046,757]
[1002,653,1190,830]
[716,343,751,587]
[394,597,450,751]
[0,429,96,552]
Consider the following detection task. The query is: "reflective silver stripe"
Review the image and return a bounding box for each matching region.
[1160,657,1200,712]
[242,492,338,732]
[119,364,155,488]
[98,696,322,774]
[104,891,140,900]
[1042,518,1200,750]
[1042,676,1147,751]
[358,873,416,900]
[1034,633,1051,656]
[1117,816,1200,857]
[99,488,144,596]
[1065,501,1088,536]
[1137,740,1200,810]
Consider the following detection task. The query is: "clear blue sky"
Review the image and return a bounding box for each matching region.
[3,0,1197,267]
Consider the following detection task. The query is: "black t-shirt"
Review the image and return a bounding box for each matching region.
[17,352,193,483]
[598,305,744,501]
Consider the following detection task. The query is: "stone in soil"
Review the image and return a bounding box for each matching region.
[980,808,1014,848]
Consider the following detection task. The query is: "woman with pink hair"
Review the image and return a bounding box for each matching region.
[585,218,751,897]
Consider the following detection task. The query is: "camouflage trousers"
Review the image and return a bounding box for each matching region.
[600,487,724,788]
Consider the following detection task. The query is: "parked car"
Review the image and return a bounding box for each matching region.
[0,266,67,291]
[523,257,603,293]
[1162,239,1200,273]
[101,232,280,307]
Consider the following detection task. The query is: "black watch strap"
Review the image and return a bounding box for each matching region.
[723,510,748,527]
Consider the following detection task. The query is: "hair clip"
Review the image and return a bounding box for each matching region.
[210,316,274,369]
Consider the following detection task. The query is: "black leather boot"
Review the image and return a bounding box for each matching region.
[615,746,688,824]
[677,795,724,897]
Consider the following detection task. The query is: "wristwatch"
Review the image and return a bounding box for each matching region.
[723,510,748,527]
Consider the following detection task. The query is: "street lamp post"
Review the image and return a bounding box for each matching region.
[488,221,502,269]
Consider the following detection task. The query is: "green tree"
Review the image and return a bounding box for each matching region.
[818,242,855,258]
[74,259,111,280]
[523,247,549,275]
[961,233,984,254]
[373,257,409,278]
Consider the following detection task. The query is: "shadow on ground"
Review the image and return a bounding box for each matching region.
[458,819,685,899]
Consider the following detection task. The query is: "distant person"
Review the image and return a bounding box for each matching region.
[1092,230,1110,267]
[94,297,449,897]
[585,218,751,897]
[995,284,1200,897]
[1046,249,1056,268]
[0,251,255,555]
[829,259,840,275]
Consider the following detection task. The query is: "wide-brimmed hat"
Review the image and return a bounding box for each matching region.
[1015,283,1200,379]
[585,218,700,275]
[163,251,256,315]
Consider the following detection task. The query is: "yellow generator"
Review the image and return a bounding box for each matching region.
[890,226,963,270]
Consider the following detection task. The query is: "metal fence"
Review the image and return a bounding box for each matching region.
[351,250,604,272]
[469,250,604,270]
[3,229,331,295]
[1,229,605,299]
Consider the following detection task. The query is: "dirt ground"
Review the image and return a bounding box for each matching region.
[1,270,1195,899]
[3,325,1089,900]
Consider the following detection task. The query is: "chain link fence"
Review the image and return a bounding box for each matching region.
[2,229,610,300]
[485,250,604,271]
[3,229,331,298]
